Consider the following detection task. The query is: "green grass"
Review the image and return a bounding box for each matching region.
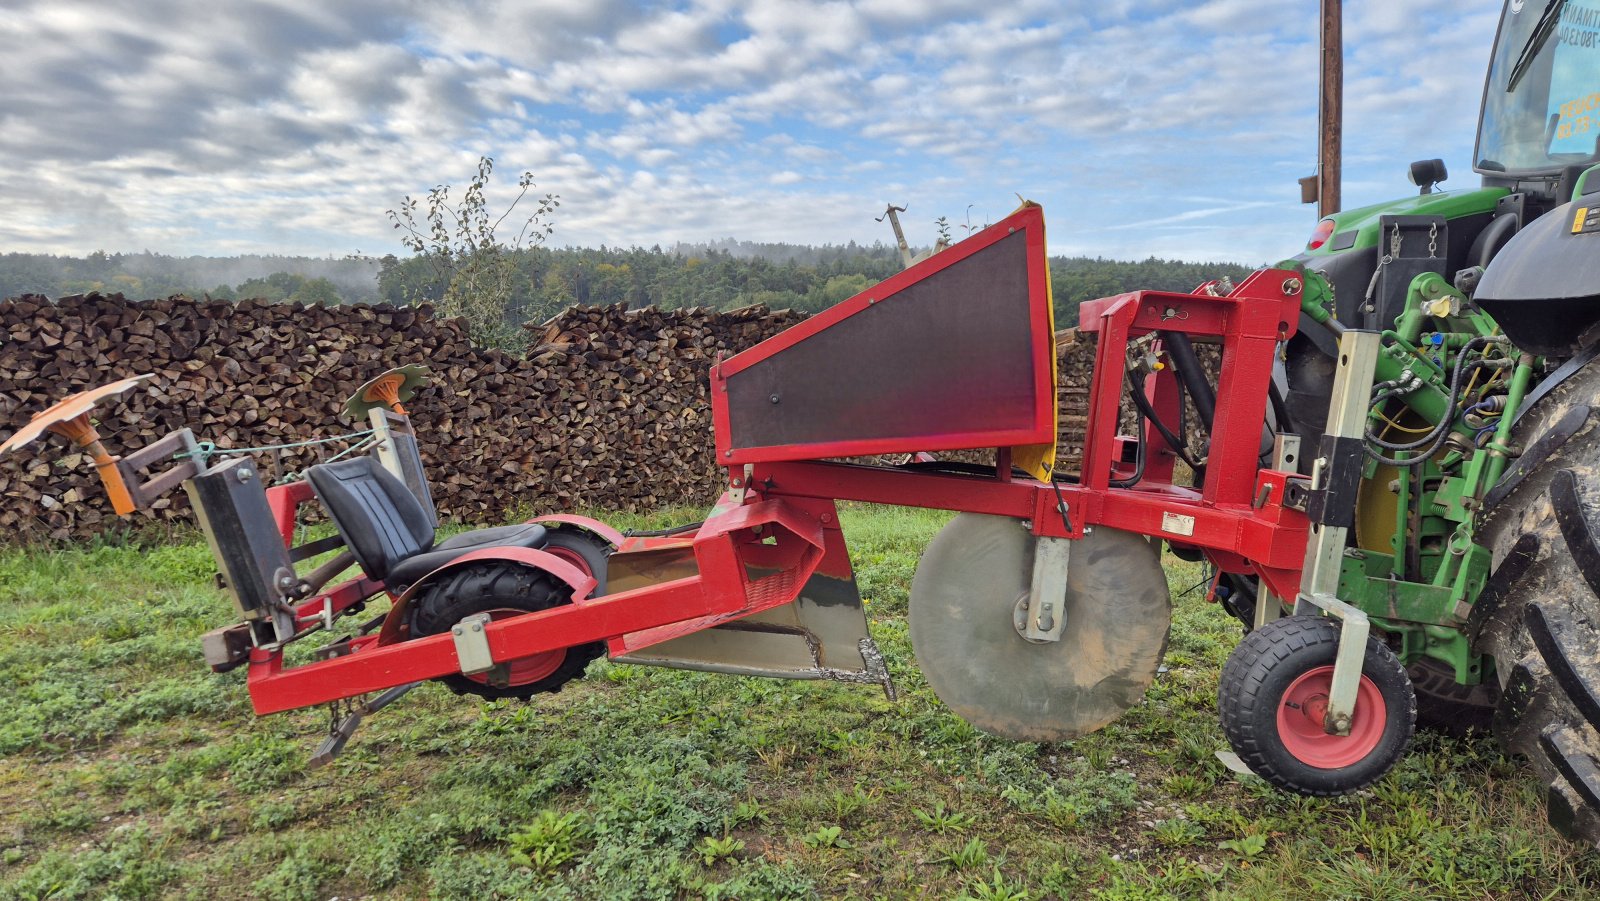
[0,504,1597,899]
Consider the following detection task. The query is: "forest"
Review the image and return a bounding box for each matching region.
[0,242,1258,330]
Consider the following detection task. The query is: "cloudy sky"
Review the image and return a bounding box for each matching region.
[0,0,1503,263]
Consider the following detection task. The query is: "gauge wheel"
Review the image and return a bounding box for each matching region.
[1219,615,1416,795]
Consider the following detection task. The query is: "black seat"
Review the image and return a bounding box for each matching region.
[305,456,546,589]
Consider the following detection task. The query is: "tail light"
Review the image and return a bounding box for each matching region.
[1307,218,1336,251]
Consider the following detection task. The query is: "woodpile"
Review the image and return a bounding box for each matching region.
[1,293,1099,543]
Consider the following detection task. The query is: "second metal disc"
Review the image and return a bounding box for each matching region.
[909,513,1172,741]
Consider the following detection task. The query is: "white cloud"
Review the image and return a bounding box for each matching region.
[0,0,1509,264]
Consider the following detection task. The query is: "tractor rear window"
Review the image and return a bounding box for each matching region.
[1477,0,1600,174]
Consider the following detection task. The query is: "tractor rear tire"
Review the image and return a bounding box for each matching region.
[411,561,604,701]
[1475,360,1600,845]
[1407,658,1495,736]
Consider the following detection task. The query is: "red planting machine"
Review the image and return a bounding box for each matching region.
[1,204,1381,791]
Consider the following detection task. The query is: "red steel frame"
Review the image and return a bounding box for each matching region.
[237,249,1312,718]
[736,266,1311,599]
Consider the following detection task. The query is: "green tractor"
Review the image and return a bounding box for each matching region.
[1251,0,1600,839]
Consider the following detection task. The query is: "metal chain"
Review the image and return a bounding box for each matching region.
[173,429,377,466]
[1364,224,1404,314]
[1427,222,1439,258]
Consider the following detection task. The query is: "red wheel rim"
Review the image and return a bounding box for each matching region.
[544,545,593,589]
[464,546,596,688]
[1276,665,1386,769]
[465,608,564,686]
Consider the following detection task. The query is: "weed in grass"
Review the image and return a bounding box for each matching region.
[4,824,178,901]
[1219,832,1268,858]
[828,784,879,824]
[731,799,768,826]
[800,824,849,849]
[1080,742,1114,770]
[940,837,992,871]
[1002,763,1138,830]
[697,834,745,866]
[755,742,798,774]
[914,800,975,834]
[426,850,552,901]
[247,799,298,833]
[507,810,589,874]
[958,867,1035,901]
[697,860,817,901]
[1149,817,1206,848]
[250,846,339,901]
[1163,772,1212,799]
[20,800,97,835]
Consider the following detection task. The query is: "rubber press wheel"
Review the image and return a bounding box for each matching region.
[410,558,604,701]
[1219,615,1416,795]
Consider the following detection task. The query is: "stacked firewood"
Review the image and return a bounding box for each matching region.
[0,293,1099,543]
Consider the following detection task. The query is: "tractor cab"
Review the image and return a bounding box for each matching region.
[1477,0,1600,183]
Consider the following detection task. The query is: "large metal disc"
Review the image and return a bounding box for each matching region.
[909,513,1172,741]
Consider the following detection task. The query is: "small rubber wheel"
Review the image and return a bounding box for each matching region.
[1219,615,1416,795]
[411,560,604,700]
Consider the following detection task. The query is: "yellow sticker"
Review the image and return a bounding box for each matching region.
[1576,207,1590,235]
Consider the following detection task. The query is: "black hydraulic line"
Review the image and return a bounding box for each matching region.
[1110,399,1148,489]
[1268,380,1296,439]
[1129,377,1203,473]
[1162,332,1216,432]
[624,521,704,537]
[1364,337,1495,467]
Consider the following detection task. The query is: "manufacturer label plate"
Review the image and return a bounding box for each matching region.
[1161,512,1196,537]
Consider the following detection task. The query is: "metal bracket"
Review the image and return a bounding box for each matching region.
[308,682,421,769]
[1294,329,1382,736]
[1254,586,1283,631]
[1295,591,1371,736]
[1016,535,1072,642]
[1249,434,1302,631]
[451,613,495,675]
[1271,433,1302,473]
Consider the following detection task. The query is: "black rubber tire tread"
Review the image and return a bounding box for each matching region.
[1407,657,1495,735]
[1476,357,1600,845]
[543,528,612,598]
[1219,615,1416,796]
[410,560,603,700]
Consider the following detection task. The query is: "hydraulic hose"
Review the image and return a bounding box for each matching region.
[1162,332,1215,432]
[1110,380,1149,490]
[1128,377,1203,473]
[1363,336,1495,467]
[624,521,704,537]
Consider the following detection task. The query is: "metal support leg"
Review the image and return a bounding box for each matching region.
[1295,330,1381,736]
[1254,587,1283,630]
[1017,536,1072,643]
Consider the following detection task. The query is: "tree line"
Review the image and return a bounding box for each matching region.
[1,244,1257,332]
